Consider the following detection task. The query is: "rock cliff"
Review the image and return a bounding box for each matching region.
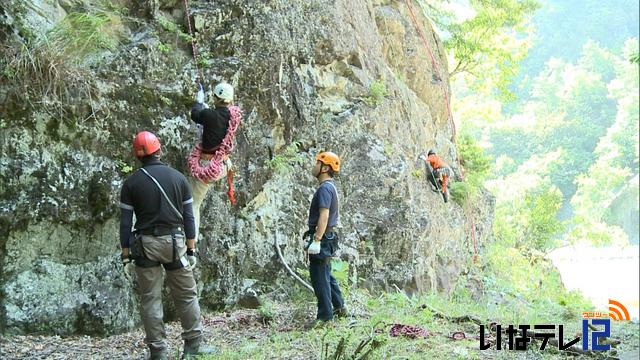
[0,0,493,334]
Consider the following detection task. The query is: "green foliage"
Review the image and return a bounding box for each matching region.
[523,186,564,250]
[266,142,305,174]
[0,11,121,102]
[450,133,491,205]
[481,240,593,324]
[47,12,120,60]
[156,14,193,42]
[116,160,133,175]
[157,42,171,54]
[427,0,539,100]
[197,51,213,68]
[511,0,640,101]
[364,79,387,106]
[257,299,276,323]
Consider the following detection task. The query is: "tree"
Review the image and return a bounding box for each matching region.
[422,0,540,100]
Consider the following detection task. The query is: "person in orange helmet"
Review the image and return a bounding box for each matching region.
[419,149,453,203]
[303,151,346,327]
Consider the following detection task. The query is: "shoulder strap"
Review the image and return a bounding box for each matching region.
[140,168,183,220]
[324,181,340,204]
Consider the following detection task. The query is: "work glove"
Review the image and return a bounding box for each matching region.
[307,241,321,255]
[196,83,206,104]
[121,254,134,281]
[186,248,197,268]
[302,230,314,250]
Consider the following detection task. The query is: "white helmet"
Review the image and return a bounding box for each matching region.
[213,82,234,102]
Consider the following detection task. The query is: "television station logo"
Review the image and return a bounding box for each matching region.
[480,299,631,352]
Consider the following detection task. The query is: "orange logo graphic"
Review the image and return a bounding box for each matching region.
[608,299,630,321]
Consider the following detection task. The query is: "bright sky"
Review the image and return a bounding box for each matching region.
[548,244,640,320]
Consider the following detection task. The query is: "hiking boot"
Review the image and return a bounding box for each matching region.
[305,319,332,330]
[149,349,168,360]
[183,336,218,359]
[333,307,348,318]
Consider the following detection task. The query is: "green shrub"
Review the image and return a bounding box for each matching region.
[266,142,304,174]
[451,133,491,205]
[364,79,387,106]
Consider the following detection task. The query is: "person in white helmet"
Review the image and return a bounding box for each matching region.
[192,82,234,155]
[188,82,236,241]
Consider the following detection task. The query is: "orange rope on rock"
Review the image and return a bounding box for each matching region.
[183,0,203,85]
[404,0,477,261]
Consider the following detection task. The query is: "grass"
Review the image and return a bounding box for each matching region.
[194,237,638,359]
[1,11,120,105]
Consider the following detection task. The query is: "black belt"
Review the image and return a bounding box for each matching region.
[139,227,183,236]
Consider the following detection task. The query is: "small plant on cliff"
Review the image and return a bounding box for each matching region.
[364,79,387,106]
[157,14,193,43]
[266,142,305,174]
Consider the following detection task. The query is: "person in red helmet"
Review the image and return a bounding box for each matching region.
[120,131,214,359]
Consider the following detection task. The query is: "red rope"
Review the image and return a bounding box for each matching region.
[404,0,476,261]
[226,170,236,205]
[183,0,203,85]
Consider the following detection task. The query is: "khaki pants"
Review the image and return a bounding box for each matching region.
[189,160,229,242]
[135,234,202,352]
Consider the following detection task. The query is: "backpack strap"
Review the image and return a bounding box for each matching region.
[140,168,183,221]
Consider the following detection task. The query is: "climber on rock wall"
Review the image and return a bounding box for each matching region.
[187,82,242,241]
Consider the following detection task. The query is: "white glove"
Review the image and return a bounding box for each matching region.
[187,255,197,268]
[307,241,321,255]
[196,85,206,104]
[186,249,197,268]
[124,263,134,281]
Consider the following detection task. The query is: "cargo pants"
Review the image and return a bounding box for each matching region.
[135,234,202,353]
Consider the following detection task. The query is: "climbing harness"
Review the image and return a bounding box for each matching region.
[404,0,478,261]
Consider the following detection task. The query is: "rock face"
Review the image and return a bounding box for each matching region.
[0,0,493,334]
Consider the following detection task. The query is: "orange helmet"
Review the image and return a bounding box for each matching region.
[133,131,161,158]
[316,151,340,172]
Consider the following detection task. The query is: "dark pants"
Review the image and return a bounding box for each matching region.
[309,233,344,321]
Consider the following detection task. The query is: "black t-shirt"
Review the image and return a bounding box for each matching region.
[120,159,193,232]
[191,103,230,151]
[308,180,339,228]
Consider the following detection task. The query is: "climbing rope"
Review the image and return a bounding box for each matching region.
[274,235,314,293]
[183,0,203,86]
[404,0,478,262]
[403,0,457,145]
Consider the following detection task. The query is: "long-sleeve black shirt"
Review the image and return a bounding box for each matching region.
[191,103,230,152]
[119,158,196,247]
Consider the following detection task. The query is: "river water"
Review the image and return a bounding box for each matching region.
[547,244,639,320]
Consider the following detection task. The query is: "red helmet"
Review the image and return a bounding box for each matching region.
[132,131,161,158]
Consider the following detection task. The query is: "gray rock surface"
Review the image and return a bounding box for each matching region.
[0,0,493,334]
